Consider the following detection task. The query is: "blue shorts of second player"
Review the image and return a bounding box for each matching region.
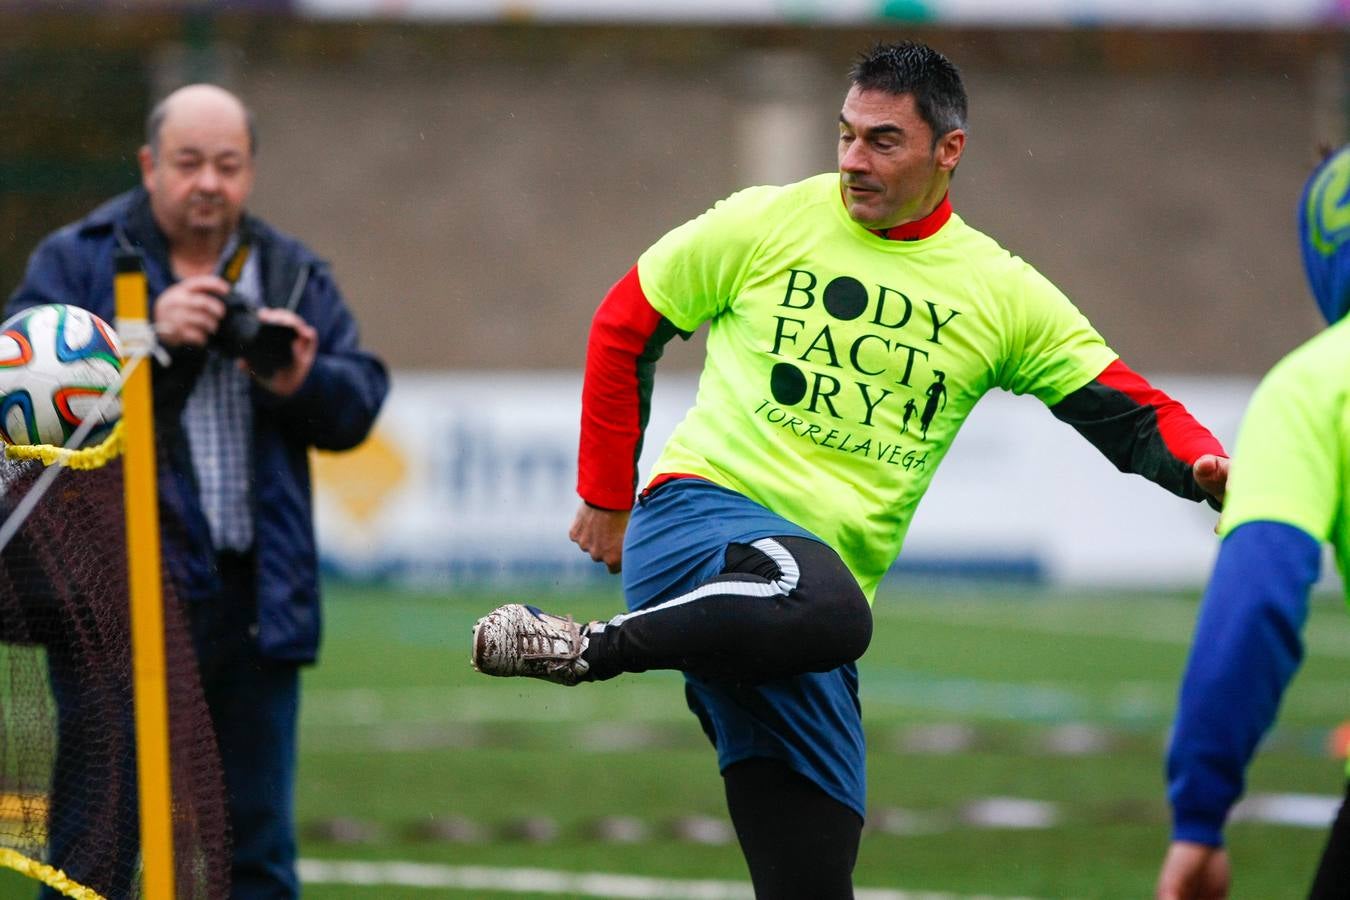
[621,477,866,818]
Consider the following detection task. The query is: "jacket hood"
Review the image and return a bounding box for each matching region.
[1299,145,1350,325]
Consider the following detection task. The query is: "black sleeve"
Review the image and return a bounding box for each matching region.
[1050,377,1220,509]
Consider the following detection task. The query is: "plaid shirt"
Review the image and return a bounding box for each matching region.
[182,237,258,553]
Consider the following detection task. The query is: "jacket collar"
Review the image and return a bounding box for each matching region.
[117,188,174,270]
[98,187,260,274]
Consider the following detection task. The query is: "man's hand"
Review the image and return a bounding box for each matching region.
[153,275,230,347]
[1155,841,1230,900]
[569,503,630,574]
[1193,454,1230,506]
[248,307,317,397]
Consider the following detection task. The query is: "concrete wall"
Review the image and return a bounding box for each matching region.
[4,19,1343,375]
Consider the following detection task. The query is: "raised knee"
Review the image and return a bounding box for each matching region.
[828,586,872,663]
[790,581,870,667]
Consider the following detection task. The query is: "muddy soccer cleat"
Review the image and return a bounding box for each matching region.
[471,603,592,685]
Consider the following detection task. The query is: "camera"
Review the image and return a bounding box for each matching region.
[211,292,297,377]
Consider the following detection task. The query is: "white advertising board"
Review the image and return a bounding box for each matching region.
[313,370,1291,591]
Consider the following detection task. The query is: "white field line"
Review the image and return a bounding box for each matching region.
[302,677,1350,732]
[874,603,1350,660]
[296,859,1043,900]
[302,682,692,727]
[303,671,1350,730]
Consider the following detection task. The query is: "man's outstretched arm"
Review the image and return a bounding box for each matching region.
[573,266,686,572]
[1050,360,1228,506]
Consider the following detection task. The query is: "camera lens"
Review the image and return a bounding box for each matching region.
[208,291,296,376]
[213,292,262,358]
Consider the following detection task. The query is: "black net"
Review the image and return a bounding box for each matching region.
[0,455,230,900]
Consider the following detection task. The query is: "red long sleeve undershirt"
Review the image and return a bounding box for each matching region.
[577,266,663,510]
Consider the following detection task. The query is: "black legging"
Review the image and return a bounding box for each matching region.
[1310,779,1350,898]
[724,757,862,900]
[584,535,872,683]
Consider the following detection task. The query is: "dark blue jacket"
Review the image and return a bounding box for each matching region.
[7,188,389,662]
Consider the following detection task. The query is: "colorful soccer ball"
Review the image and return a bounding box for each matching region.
[0,304,123,447]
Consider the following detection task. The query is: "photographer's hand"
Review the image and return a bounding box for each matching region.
[248,307,317,397]
[153,275,229,347]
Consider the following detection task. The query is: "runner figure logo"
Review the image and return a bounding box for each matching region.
[758,267,960,469]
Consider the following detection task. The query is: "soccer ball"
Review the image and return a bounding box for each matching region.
[0,304,123,447]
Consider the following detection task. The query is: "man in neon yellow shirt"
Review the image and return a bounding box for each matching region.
[1156,145,1350,899]
[475,42,1229,897]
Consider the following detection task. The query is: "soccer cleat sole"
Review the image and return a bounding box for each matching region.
[470,615,493,674]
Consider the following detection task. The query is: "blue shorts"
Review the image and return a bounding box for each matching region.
[621,478,866,818]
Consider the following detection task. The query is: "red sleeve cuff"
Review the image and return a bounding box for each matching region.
[1095,359,1226,464]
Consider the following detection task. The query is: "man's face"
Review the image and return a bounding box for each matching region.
[140,95,254,245]
[837,87,963,230]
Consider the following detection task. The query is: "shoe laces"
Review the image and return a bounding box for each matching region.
[519,614,585,671]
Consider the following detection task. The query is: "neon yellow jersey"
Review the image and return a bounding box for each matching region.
[1218,317,1350,600]
[638,174,1118,599]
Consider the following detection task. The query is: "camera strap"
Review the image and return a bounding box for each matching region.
[219,238,251,288]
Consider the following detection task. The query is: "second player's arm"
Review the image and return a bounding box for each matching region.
[1157,349,1343,898]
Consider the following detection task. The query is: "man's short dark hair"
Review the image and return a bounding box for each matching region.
[848,41,968,146]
